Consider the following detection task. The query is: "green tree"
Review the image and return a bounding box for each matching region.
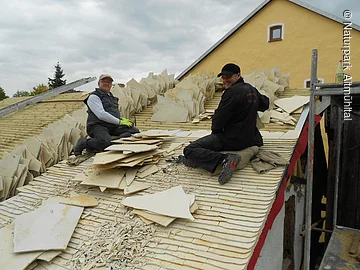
[31,84,49,96]
[0,87,9,101]
[13,90,30,97]
[48,62,66,89]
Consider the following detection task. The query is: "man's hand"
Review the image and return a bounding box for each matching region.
[120,118,133,127]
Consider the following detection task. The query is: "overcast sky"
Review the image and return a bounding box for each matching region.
[0,0,359,97]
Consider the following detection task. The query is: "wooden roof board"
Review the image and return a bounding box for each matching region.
[0,135,296,269]
[0,87,308,269]
[0,92,87,159]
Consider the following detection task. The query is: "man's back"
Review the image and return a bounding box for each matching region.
[212,77,269,150]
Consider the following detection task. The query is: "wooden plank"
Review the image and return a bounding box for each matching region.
[338,112,360,228]
[350,232,360,255]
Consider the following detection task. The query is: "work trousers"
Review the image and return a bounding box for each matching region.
[86,124,139,152]
[183,134,227,173]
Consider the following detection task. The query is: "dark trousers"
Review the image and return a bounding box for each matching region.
[183,134,227,173]
[86,124,139,152]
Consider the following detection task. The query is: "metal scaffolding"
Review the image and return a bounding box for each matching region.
[304,49,360,270]
[0,76,96,118]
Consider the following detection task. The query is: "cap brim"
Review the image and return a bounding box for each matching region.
[217,71,235,77]
[100,76,113,81]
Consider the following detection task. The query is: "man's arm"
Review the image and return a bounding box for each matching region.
[87,95,120,125]
[257,91,270,112]
[211,90,235,133]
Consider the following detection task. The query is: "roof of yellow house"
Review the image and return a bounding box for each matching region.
[176,0,360,80]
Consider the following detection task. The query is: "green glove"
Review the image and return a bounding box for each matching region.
[120,118,133,127]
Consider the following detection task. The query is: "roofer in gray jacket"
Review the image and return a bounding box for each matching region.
[182,63,269,184]
[74,74,139,156]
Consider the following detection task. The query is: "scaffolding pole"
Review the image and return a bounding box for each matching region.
[304,50,360,270]
[0,76,96,118]
[304,49,318,270]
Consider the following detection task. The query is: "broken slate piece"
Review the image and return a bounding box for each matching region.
[59,195,98,207]
[13,202,83,252]
[121,185,195,220]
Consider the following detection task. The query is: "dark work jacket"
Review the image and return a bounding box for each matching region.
[84,88,120,129]
[212,77,269,150]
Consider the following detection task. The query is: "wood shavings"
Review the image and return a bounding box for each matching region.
[69,218,156,270]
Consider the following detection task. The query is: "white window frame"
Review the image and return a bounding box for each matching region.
[304,78,324,88]
[267,23,285,42]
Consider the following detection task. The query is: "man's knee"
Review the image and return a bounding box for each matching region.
[86,136,111,152]
[129,127,140,134]
[96,137,112,150]
[184,143,196,157]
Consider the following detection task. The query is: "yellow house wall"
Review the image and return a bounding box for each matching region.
[185,0,360,88]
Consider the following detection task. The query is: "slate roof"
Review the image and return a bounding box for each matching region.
[0,88,309,269]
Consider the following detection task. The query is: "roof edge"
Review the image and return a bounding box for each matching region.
[289,0,360,32]
[175,0,271,80]
[176,0,360,80]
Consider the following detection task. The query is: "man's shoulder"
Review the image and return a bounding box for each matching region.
[230,82,255,96]
[88,93,101,99]
[88,89,100,97]
[89,89,114,98]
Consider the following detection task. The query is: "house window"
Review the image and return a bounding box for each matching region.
[267,23,284,42]
[304,78,324,88]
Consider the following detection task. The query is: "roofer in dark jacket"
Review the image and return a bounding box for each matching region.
[183,63,269,184]
[73,74,139,156]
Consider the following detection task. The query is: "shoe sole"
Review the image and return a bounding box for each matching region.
[218,156,240,185]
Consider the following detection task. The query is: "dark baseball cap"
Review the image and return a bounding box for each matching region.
[217,63,241,77]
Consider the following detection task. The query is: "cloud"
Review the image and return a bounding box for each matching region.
[0,0,359,97]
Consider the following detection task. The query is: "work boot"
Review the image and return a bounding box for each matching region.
[85,148,101,154]
[218,154,240,185]
[118,132,132,139]
[74,137,87,156]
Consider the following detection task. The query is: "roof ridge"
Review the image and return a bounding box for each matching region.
[176,0,359,80]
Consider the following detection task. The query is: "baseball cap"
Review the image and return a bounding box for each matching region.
[217,63,241,77]
[98,74,114,81]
